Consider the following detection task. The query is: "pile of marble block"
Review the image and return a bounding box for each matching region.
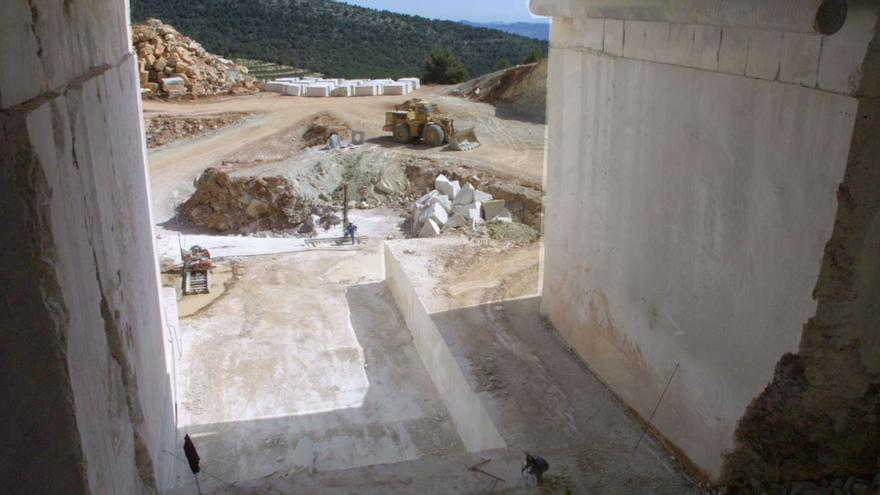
[411,174,511,237]
[264,77,419,97]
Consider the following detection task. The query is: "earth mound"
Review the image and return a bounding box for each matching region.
[146,113,251,148]
[302,114,352,147]
[179,168,335,234]
[451,60,547,122]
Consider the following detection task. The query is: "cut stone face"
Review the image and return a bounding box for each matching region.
[425,202,449,227]
[418,218,441,237]
[453,183,476,205]
[429,195,453,213]
[482,200,510,221]
[435,175,461,200]
[453,202,482,225]
[444,213,468,229]
[417,190,439,207]
[474,189,493,203]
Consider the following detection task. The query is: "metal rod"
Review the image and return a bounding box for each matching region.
[194,473,202,495]
[472,467,505,482]
[469,458,504,482]
[342,184,349,229]
[633,363,680,454]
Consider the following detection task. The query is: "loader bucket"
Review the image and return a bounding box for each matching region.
[449,127,481,151]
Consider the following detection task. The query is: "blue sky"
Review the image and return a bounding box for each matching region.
[335,0,548,23]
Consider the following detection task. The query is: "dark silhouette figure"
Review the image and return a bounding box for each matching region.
[522,452,549,483]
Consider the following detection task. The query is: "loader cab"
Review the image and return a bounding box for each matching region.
[416,102,433,119]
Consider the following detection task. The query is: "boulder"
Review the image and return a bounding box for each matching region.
[419,219,441,238]
[483,199,510,222]
[444,214,469,229]
[474,189,493,202]
[375,176,395,194]
[435,174,460,200]
[411,205,424,234]
[416,190,439,207]
[448,181,461,200]
[175,61,192,74]
[453,202,482,226]
[453,182,476,205]
[428,194,452,213]
[425,202,449,227]
[161,77,187,96]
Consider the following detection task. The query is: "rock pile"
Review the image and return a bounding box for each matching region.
[133,19,259,98]
[146,113,251,148]
[302,114,352,147]
[411,174,511,237]
[179,168,336,234]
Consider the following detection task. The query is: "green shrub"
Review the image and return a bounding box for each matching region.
[523,49,543,64]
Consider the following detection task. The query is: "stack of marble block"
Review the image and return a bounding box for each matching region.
[411,174,511,237]
[264,77,420,97]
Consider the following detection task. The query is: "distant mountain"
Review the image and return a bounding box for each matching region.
[129,0,549,80]
[460,21,551,41]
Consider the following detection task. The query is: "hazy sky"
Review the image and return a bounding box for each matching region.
[335,0,548,23]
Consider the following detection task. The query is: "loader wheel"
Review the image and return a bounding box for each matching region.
[393,123,412,143]
[423,124,445,147]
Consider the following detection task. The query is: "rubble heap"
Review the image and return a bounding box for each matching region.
[146,112,251,148]
[132,19,259,98]
[179,168,336,234]
[411,174,511,237]
[302,113,352,147]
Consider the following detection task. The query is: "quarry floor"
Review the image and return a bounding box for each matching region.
[167,239,702,494]
[170,243,466,493]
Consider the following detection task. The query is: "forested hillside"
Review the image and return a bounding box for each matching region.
[130,0,548,79]
[460,21,551,41]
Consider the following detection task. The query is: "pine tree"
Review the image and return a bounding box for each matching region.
[495,58,511,71]
[523,49,543,64]
[423,48,471,84]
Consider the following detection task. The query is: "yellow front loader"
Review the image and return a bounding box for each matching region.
[383,101,481,151]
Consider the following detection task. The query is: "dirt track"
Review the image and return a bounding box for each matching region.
[145,86,546,223]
